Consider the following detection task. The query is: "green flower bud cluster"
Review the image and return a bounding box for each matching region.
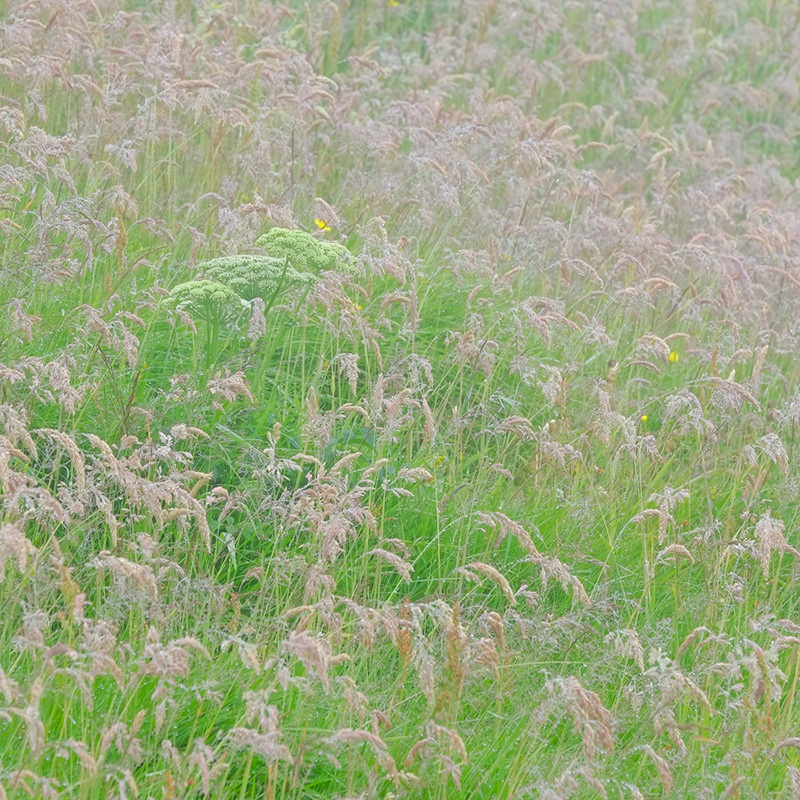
[199,254,316,301]
[255,228,355,274]
[168,228,354,324]
[169,278,248,321]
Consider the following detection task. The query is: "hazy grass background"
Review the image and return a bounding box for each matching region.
[1,0,800,797]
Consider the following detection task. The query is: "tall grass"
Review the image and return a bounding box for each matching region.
[1,0,800,797]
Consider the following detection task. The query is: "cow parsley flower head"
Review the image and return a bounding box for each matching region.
[255,228,355,274]
[168,279,248,322]
[198,254,316,301]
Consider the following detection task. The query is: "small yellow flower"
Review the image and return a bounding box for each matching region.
[314,218,331,232]
[641,414,648,422]
[669,351,680,363]
[388,0,399,6]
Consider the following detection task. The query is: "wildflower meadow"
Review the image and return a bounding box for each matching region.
[1,0,800,797]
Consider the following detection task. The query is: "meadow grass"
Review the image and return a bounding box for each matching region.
[1,0,800,797]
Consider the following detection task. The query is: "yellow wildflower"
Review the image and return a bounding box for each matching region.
[669,351,680,363]
[641,414,648,422]
[314,218,331,232]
